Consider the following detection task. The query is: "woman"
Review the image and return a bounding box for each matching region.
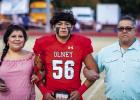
[0,25,35,100]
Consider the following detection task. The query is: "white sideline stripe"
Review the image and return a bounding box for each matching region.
[86,79,104,100]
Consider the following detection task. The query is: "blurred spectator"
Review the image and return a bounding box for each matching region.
[22,14,30,30]
[95,22,102,32]
[12,14,22,25]
[136,16,140,33]
[0,15,11,30]
[73,21,81,32]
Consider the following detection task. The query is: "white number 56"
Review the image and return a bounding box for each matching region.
[52,60,74,79]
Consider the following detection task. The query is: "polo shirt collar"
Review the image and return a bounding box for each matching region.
[112,39,140,52]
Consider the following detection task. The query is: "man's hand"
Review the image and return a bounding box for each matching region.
[83,67,99,81]
[44,92,55,100]
[69,90,80,100]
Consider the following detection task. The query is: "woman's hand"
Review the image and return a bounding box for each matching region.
[0,82,8,92]
[31,74,39,83]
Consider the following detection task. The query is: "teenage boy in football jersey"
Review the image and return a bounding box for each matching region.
[32,11,99,100]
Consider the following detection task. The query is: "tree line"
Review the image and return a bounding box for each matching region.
[30,0,140,17]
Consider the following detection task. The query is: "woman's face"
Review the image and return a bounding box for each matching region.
[7,30,26,51]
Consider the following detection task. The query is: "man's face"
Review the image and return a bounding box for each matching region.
[117,20,136,44]
[53,21,73,39]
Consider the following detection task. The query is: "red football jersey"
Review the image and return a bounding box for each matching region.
[33,34,93,93]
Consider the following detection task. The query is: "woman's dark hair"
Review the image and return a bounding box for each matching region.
[50,11,76,27]
[0,24,27,66]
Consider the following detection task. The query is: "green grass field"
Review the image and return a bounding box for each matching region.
[0,36,118,100]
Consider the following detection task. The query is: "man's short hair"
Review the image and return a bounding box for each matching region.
[119,15,136,26]
[50,11,76,27]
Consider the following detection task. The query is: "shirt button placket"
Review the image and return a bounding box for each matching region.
[122,57,126,97]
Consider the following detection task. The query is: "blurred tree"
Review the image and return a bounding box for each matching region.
[30,0,44,3]
[29,0,140,17]
[53,0,99,9]
[29,0,100,10]
[101,0,140,17]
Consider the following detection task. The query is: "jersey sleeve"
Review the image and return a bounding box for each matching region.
[33,39,42,55]
[82,38,93,59]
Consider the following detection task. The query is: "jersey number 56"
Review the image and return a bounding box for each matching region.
[52,60,74,79]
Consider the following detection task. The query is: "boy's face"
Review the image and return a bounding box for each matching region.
[53,21,73,39]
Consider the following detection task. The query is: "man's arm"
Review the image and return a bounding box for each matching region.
[70,54,99,100]
[80,53,99,93]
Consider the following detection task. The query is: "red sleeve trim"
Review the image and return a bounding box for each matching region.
[78,84,88,95]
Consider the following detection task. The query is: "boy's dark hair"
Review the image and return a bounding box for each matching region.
[50,11,76,27]
[119,15,136,26]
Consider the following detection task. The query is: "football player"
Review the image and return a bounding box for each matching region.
[32,11,99,100]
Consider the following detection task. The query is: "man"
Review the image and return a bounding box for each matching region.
[33,11,99,100]
[84,15,140,100]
